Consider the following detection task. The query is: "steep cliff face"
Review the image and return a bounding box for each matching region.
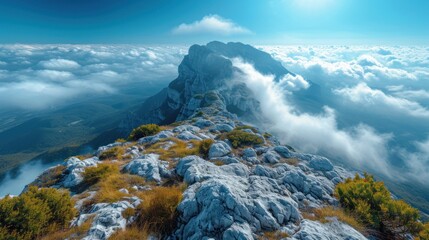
[121,41,292,133]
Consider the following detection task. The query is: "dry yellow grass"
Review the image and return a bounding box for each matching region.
[109,226,149,240]
[212,160,225,166]
[75,154,93,160]
[88,173,147,204]
[302,206,365,234]
[257,231,289,240]
[279,158,300,166]
[98,146,126,160]
[135,185,184,237]
[40,216,93,240]
[82,163,120,187]
[33,165,66,187]
[145,138,201,161]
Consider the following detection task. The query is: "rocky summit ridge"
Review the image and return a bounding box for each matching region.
[28,42,371,240]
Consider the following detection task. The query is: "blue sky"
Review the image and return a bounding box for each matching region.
[0,0,428,44]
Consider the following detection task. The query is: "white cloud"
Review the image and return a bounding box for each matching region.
[259,45,424,84]
[278,73,310,91]
[233,59,393,177]
[0,44,187,110]
[39,58,81,70]
[335,83,429,118]
[172,15,251,35]
[393,89,429,100]
[36,70,74,81]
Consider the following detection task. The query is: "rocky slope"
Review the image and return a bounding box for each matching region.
[28,42,370,239]
[120,41,291,133]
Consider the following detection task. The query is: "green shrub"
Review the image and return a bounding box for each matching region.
[128,124,161,141]
[335,173,423,238]
[198,139,214,158]
[82,164,119,186]
[417,223,429,240]
[223,129,264,148]
[235,125,258,133]
[0,186,76,240]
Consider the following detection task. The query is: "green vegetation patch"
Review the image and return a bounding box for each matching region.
[198,139,214,158]
[128,124,161,141]
[82,163,119,186]
[0,186,76,240]
[222,129,264,148]
[99,146,126,160]
[335,173,428,239]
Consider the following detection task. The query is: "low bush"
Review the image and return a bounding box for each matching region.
[0,186,76,240]
[128,124,161,141]
[235,125,258,133]
[99,147,125,160]
[82,163,119,186]
[417,223,429,240]
[335,173,424,238]
[135,186,183,237]
[223,129,264,148]
[198,139,214,158]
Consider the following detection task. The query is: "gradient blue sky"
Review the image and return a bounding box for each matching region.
[0,0,428,44]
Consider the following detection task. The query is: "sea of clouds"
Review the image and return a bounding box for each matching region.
[247,45,429,184]
[0,45,187,110]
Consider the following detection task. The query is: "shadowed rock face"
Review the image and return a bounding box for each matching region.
[120,41,292,134]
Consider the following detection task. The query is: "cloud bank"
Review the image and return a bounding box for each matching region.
[233,59,393,177]
[256,45,429,185]
[173,15,251,35]
[0,45,187,110]
[334,83,429,119]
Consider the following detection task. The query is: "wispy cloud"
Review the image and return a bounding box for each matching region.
[172,15,251,35]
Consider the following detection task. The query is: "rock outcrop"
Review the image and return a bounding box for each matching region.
[120,41,293,133]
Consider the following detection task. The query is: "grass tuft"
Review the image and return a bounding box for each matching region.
[302,206,365,234]
[257,231,289,240]
[135,185,183,237]
[82,163,119,187]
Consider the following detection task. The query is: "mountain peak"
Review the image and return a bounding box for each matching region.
[121,41,291,132]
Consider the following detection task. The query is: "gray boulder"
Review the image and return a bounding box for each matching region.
[211,123,234,133]
[61,157,99,188]
[123,154,170,182]
[76,199,140,240]
[208,141,232,159]
[291,219,367,240]
[308,156,334,172]
[177,131,203,141]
